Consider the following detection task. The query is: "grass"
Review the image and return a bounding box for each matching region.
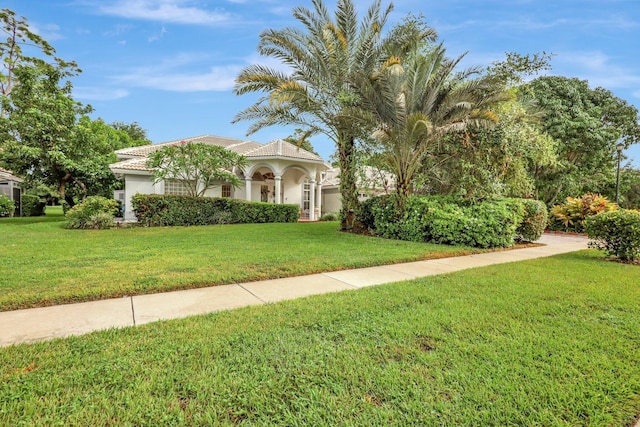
[0,251,638,425]
[0,207,483,311]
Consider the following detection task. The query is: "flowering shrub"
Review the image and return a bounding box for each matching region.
[549,193,617,232]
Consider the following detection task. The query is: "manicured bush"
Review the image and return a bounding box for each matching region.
[0,194,15,217]
[514,199,548,242]
[585,209,640,262]
[65,196,120,229]
[358,195,525,248]
[21,194,46,217]
[132,194,299,226]
[549,193,617,232]
[319,212,339,221]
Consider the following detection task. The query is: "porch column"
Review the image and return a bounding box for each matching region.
[274,175,282,204]
[316,182,322,217]
[309,179,316,220]
[245,177,252,201]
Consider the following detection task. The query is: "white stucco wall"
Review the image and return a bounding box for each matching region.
[123,175,159,221]
[322,187,341,215]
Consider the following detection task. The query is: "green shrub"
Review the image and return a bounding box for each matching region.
[515,199,548,242]
[585,210,640,262]
[85,212,116,230]
[65,196,119,229]
[549,193,617,232]
[21,194,46,217]
[131,194,299,226]
[319,212,339,221]
[358,195,525,248]
[0,194,15,217]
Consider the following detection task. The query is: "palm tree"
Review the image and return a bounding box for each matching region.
[366,44,505,202]
[233,0,431,225]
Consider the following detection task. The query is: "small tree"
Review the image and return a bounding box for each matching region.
[147,142,248,197]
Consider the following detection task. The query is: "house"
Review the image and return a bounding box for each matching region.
[320,166,394,214]
[109,135,330,221]
[0,166,23,214]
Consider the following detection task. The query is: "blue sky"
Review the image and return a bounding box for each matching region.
[6,0,640,166]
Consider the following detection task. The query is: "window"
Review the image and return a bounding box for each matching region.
[165,179,190,195]
[261,185,269,202]
[221,184,232,198]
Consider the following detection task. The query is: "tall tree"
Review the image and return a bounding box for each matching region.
[110,121,150,144]
[364,44,505,201]
[0,65,144,205]
[528,76,640,205]
[233,0,432,226]
[0,8,79,116]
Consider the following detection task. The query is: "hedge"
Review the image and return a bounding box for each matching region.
[132,194,299,226]
[585,209,640,262]
[358,195,527,248]
[21,194,46,217]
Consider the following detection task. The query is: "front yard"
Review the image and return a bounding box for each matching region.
[1,251,639,425]
[0,208,482,311]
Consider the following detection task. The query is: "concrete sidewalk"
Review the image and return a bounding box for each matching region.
[0,233,589,347]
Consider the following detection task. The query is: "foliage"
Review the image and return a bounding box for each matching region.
[585,209,640,262]
[20,194,45,216]
[110,120,149,144]
[528,76,640,205]
[0,194,14,217]
[0,67,141,205]
[360,195,525,248]
[146,142,247,197]
[0,8,79,107]
[233,0,434,224]
[0,63,91,206]
[0,9,145,206]
[283,128,319,155]
[549,193,617,232]
[132,194,299,226]
[64,196,119,229]
[0,216,480,311]
[485,51,554,87]
[365,44,505,201]
[319,212,339,221]
[514,198,548,242]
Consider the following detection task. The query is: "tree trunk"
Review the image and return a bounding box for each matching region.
[338,136,359,230]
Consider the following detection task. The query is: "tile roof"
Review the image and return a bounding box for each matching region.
[244,139,325,162]
[0,167,23,182]
[109,157,152,172]
[109,136,325,173]
[115,135,248,158]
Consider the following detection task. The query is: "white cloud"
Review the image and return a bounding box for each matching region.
[74,87,129,101]
[148,25,167,42]
[28,23,63,41]
[553,51,640,90]
[97,0,230,25]
[112,56,242,91]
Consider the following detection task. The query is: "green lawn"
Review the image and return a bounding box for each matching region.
[0,209,483,311]
[1,251,638,426]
